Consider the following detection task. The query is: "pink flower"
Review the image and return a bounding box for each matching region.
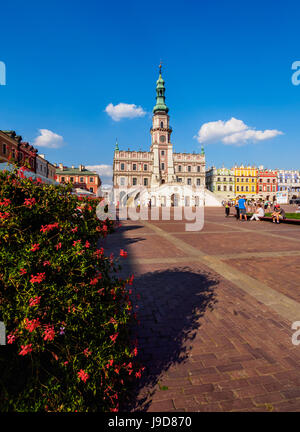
[20,268,27,275]
[19,344,32,356]
[55,242,62,250]
[110,333,119,344]
[78,369,89,383]
[71,226,78,233]
[43,261,51,266]
[128,274,134,286]
[24,197,36,207]
[43,326,55,341]
[0,198,11,206]
[106,359,114,368]
[24,318,40,332]
[90,278,98,286]
[29,296,41,307]
[120,249,127,258]
[30,273,46,284]
[73,240,81,247]
[7,334,16,344]
[30,243,40,252]
[83,348,91,357]
[0,211,10,219]
[85,241,90,248]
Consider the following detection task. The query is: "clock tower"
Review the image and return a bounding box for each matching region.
[151,64,175,185]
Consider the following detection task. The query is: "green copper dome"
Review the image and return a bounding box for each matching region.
[153,65,169,114]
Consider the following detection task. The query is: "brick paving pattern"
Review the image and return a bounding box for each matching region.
[106,207,300,412]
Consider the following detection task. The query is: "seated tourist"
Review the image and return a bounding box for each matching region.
[250,204,264,221]
[272,205,286,224]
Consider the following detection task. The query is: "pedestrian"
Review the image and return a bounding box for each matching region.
[272,205,286,224]
[225,201,230,217]
[238,195,247,221]
[235,198,240,219]
[250,204,265,221]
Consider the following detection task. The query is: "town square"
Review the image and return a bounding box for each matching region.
[1,0,300,419]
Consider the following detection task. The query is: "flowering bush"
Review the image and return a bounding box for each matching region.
[0,167,142,412]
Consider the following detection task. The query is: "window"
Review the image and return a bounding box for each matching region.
[259,186,262,191]
[160,121,164,128]
[133,164,137,171]
[89,187,94,193]
[241,186,244,191]
[188,166,191,172]
[2,144,7,155]
[229,178,232,182]
[237,186,240,191]
[120,177,125,186]
[252,186,255,192]
[229,186,233,191]
[70,177,74,183]
[217,185,221,191]
[237,178,240,182]
[133,178,137,186]
[196,178,201,186]
[80,177,84,183]
[223,178,226,182]
[90,177,94,182]
[246,178,249,182]
[144,164,148,171]
[252,178,255,182]
[197,166,200,172]
[144,178,148,186]
[224,185,227,191]
[187,178,192,185]
[178,165,182,172]
[61,177,65,182]
[12,149,16,159]
[120,163,125,171]
[246,186,249,191]
[267,178,270,183]
[161,163,165,170]
[217,177,220,181]
[161,150,165,156]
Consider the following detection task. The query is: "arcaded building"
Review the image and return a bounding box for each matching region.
[112,67,221,207]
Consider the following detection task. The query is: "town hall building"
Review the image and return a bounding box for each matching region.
[112,66,221,207]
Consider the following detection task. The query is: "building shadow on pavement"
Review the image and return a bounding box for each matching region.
[121,267,219,412]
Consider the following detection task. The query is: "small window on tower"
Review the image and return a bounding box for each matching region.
[160,122,164,128]
[161,150,165,156]
[161,163,165,170]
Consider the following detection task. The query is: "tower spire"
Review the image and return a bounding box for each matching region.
[153,63,169,114]
[115,138,119,152]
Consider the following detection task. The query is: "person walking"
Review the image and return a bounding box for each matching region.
[235,198,240,219]
[238,195,247,221]
[225,201,230,217]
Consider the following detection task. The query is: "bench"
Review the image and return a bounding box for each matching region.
[257,216,300,225]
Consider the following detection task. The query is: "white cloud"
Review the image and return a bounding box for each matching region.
[86,164,113,185]
[105,103,146,121]
[195,117,283,146]
[34,129,64,149]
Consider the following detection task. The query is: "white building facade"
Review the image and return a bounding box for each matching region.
[113,67,221,207]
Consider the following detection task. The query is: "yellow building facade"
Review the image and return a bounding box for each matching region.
[234,165,257,197]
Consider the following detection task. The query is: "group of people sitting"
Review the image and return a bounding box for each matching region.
[224,196,286,223]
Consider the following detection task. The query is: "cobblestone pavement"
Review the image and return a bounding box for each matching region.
[106,207,300,412]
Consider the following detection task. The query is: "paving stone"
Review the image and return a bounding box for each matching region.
[112,209,300,412]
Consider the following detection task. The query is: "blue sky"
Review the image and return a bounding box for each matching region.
[0,0,300,183]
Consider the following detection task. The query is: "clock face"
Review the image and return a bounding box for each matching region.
[160,135,166,143]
